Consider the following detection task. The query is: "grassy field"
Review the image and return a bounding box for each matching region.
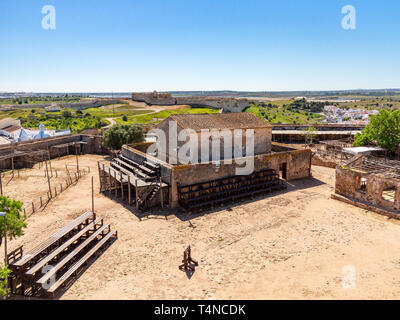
[83,105,152,118]
[245,102,325,124]
[0,104,220,132]
[3,95,398,131]
[115,107,220,125]
[335,97,400,110]
[0,97,82,105]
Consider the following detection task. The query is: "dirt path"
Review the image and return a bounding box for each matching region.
[103,118,116,129]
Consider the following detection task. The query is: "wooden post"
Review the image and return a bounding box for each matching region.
[91,176,94,214]
[120,172,124,201]
[135,179,139,210]
[128,175,131,206]
[75,144,79,177]
[114,171,117,197]
[97,162,102,192]
[101,164,105,193]
[108,168,112,196]
[160,177,163,209]
[45,161,52,199]
[40,197,43,207]
[11,154,14,179]
[0,172,3,196]
[48,150,53,178]
[32,202,35,213]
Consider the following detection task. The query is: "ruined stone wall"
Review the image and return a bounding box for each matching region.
[311,155,338,168]
[335,166,400,211]
[0,134,103,157]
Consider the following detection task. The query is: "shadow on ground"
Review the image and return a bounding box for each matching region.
[104,175,326,222]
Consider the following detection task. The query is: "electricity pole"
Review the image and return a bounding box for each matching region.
[112,91,115,116]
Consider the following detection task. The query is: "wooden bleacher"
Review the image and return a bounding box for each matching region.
[178,168,286,212]
[11,212,96,272]
[8,212,117,299]
[98,155,165,211]
[46,229,117,299]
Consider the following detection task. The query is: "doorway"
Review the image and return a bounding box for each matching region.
[279,162,287,180]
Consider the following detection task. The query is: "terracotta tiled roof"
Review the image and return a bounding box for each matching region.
[168,113,270,131]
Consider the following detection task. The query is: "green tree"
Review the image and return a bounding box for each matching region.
[61,110,73,118]
[0,196,26,244]
[103,124,145,150]
[0,266,11,297]
[303,126,317,145]
[122,115,128,122]
[354,109,400,153]
[0,196,26,298]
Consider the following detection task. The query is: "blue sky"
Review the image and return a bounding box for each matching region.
[0,0,399,92]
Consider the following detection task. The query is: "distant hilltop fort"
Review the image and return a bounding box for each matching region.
[131,91,249,113]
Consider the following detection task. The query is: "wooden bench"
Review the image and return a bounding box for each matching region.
[187,183,286,211]
[11,212,96,270]
[36,224,110,286]
[25,219,103,278]
[111,162,139,180]
[46,230,117,298]
[114,158,137,173]
[143,160,159,171]
[119,155,155,176]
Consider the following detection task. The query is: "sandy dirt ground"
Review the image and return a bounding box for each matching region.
[3,156,400,300]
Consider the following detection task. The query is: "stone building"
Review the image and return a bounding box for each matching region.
[98,113,312,212]
[152,113,272,163]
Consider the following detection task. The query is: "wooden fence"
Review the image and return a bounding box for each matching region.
[22,168,90,217]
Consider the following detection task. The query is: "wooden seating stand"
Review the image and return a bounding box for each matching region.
[8,212,117,299]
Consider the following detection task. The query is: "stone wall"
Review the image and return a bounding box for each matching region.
[311,155,338,168]
[0,134,103,158]
[122,143,311,208]
[335,166,400,211]
[131,92,250,113]
[0,99,125,111]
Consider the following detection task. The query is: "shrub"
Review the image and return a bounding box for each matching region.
[103,124,145,150]
[354,109,400,153]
